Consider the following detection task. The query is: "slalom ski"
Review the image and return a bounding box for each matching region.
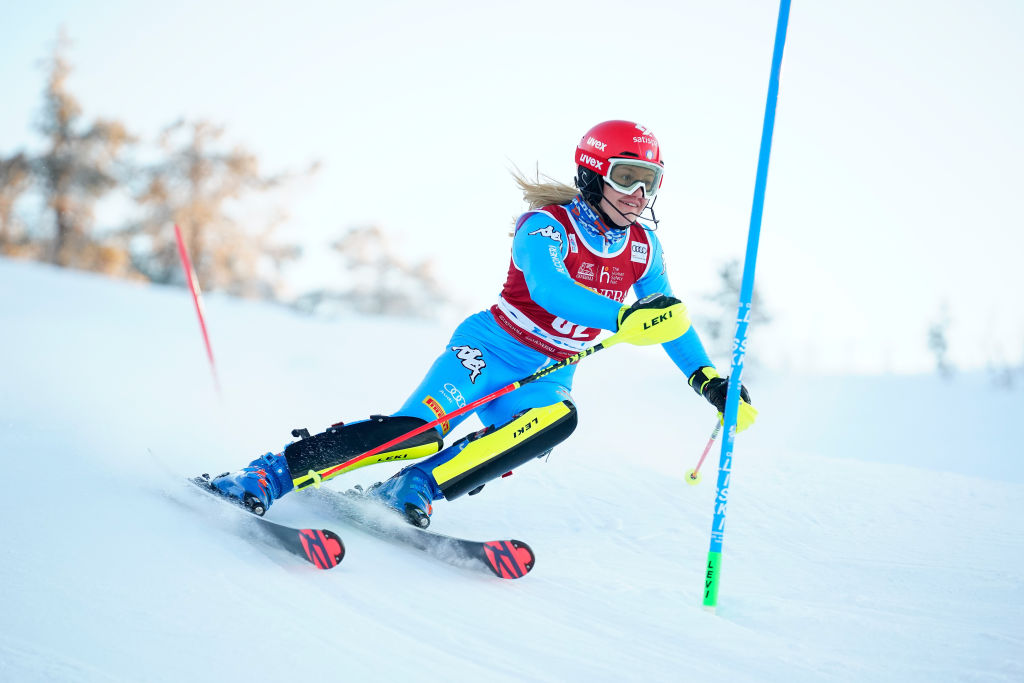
[190,475,345,570]
[301,487,534,579]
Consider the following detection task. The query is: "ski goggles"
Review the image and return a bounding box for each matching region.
[604,158,664,198]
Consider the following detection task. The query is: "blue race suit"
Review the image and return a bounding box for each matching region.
[393,195,712,435]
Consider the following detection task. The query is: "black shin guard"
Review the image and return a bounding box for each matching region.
[285,415,443,490]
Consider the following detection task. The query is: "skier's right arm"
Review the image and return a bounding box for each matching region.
[513,214,622,331]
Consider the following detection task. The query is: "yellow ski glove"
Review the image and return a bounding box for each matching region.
[615,294,690,346]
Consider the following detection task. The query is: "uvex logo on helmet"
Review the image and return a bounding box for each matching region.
[578,153,604,171]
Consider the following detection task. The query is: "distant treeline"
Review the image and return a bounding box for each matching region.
[0,31,450,318]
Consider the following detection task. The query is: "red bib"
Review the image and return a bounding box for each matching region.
[490,203,654,360]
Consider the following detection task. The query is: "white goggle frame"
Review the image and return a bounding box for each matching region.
[604,158,664,198]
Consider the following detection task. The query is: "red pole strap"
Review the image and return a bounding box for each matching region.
[174,224,221,395]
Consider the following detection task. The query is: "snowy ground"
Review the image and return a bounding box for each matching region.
[1,258,1021,682]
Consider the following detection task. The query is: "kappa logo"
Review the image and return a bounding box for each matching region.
[451,345,485,384]
[528,226,562,244]
[577,262,595,281]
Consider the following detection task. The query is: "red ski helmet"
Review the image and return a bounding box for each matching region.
[575,120,663,172]
[575,120,664,208]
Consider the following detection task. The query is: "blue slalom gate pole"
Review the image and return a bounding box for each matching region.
[703,0,791,613]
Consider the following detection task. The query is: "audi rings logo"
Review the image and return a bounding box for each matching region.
[442,383,466,408]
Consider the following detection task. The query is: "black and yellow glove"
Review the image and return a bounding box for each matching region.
[688,366,758,432]
[615,294,690,346]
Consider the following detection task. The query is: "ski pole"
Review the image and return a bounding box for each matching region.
[685,420,722,485]
[316,302,688,481]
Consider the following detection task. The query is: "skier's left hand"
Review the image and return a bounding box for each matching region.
[688,366,758,432]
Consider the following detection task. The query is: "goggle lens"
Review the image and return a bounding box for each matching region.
[605,159,663,197]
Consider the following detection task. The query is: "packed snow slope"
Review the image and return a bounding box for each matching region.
[1,258,1022,682]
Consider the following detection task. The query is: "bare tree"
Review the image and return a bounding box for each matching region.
[125,119,311,298]
[927,301,954,380]
[33,31,133,272]
[294,225,451,318]
[984,338,1023,390]
[695,259,771,365]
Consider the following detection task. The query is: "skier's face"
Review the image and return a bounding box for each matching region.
[599,182,648,227]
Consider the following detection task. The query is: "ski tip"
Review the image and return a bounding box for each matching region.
[298,528,346,569]
[482,539,535,579]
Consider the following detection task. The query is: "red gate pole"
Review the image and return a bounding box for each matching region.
[174,223,221,396]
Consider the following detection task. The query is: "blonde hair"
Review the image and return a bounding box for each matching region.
[510,166,578,210]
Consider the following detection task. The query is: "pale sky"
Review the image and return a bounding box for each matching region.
[2,0,1022,375]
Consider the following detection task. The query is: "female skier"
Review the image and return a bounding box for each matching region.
[205,119,757,527]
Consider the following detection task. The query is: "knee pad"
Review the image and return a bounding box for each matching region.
[431,400,578,500]
[285,415,443,490]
